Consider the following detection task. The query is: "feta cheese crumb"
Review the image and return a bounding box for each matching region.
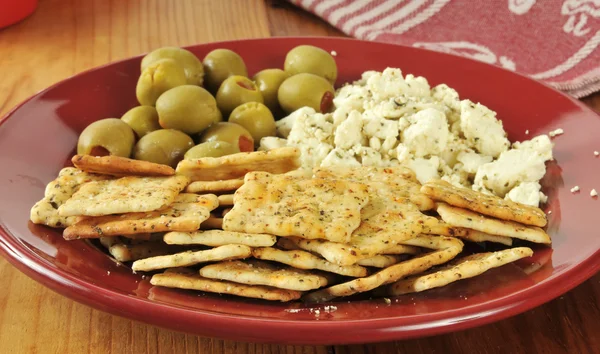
[505,182,543,207]
[591,189,598,197]
[330,50,337,56]
[549,128,564,137]
[570,186,580,193]
[547,210,552,214]
[383,298,392,305]
[525,130,529,135]
[594,151,599,156]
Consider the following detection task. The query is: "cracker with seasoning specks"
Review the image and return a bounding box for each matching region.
[199,260,330,291]
[421,179,547,227]
[356,255,406,268]
[58,175,190,217]
[223,172,369,244]
[436,203,551,244]
[164,230,277,248]
[252,247,368,277]
[185,178,244,194]
[63,193,218,239]
[386,247,533,295]
[150,268,302,302]
[30,167,112,228]
[458,229,513,246]
[176,147,301,181]
[315,166,434,211]
[71,154,175,177]
[99,237,185,262]
[132,244,252,271]
[303,236,464,303]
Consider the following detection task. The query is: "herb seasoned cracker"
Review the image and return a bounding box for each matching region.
[217,194,234,206]
[200,260,329,291]
[252,247,368,277]
[58,175,190,217]
[459,229,513,246]
[176,147,301,181]
[303,236,464,302]
[150,269,302,302]
[382,244,422,255]
[223,172,369,243]
[107,241,182,262]
[437,203,551,244]
[132,244,252,271]
[30,167,111,228]
[387,247,533,295]
[315,166,434,211]
[357,255,404,268]
[71,154,175,176]
[186,179,244,194]
[164,230,276,247]
[63,193,218,239]
[277,237,362,266]
[422,179,547,227]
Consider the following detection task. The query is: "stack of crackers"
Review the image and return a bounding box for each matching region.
[30,147,550,302]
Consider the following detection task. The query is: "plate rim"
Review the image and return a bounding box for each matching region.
[1,36,599,345]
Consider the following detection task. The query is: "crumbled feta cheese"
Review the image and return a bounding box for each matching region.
[591,189,598,197]
[276,107,316,138]
[549,128,564,137]
[366,68,430,101]
[258,136,288,151]
[505,182,543,207]
[357,147,383,166]
[401,108,449,157]
[525,130,529,135]
[334,110,365,149]
[409,156,441,184]
[333,85,370,112]
[474,149,547,196]
[330,50,337,56]
[594,151,599,156]
[457,151,493,174]
[512,135,554,161]
[431,84,461,123]
[460,100,510,158]
[321,148,360,167]
[570,186,580,193]
[362,111,399,140]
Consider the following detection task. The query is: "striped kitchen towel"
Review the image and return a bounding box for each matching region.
[289,0,600,98]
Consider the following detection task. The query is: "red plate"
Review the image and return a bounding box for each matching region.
[0,37,599,345]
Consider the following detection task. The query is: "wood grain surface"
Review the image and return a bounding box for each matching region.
[1,0,599,353]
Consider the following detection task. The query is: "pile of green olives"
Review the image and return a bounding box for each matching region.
[76,44,338,167]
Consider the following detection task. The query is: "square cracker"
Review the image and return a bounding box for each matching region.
[132,244,252,271]
[186,179,244,194]
[223,172,369,243]
[102,239,183,262]
[150,269,301,302]
[458,229,513,246]
[63,193,218,239]
[357,255,405,268]
[30,167,111,228]
[252,247,368,277]
[176,147,300,181]
[164,230,276,248]
[315,166,434,211]
[303,236,464,303]
[58,175,190,217]
[421,179,547,227]
[386,247,533,295]
[436,203,551,244]
[199,260,329,291]
[71,154,175,176]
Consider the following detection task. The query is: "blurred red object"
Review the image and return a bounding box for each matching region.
[0,0,37,29]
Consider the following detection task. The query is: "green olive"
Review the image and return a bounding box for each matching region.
[133,129,194,167]
[284,45,337,84]
[141,47,204,86]
[277,73,335,114]
[136,59,187,106]
[155,85,220,135]
[199,122,254,152]
[203,49,248,93]
[216,75,264,117]
[121,106,161,138]
[228,102,276,145]
[77,118,135,157]
[184,141,240,159]
[253,69,289,114]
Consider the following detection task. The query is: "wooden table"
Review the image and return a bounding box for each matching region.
[1,1,598,353]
